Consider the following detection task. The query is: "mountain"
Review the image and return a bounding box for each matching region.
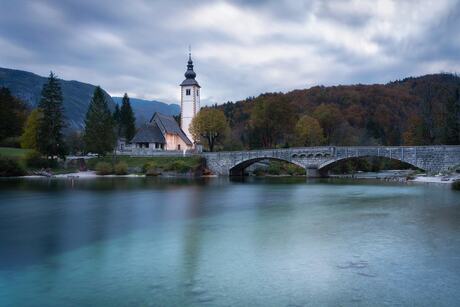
[0,67,115,131]
[0,67,181,131]
[112,97,180,125]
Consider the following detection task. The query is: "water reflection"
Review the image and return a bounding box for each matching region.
[0,176,215,191]
[1,177,460,306]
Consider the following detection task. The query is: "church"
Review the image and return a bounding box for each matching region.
[128,52,201,152]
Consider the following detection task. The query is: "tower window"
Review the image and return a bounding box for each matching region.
[197,89,199,96]
[186,89,191,95]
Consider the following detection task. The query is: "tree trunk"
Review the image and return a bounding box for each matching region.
[207,135,214,152]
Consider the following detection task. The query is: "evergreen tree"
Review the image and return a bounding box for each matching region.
[444,88,460,144]
[65,131,84,155]
[83,86,116,155]
[419,84,437,144]
[119,93,136,141]
[37,72,66,158]
[0,87,28,141]
[173,115,181,125]
[113,104,121,137]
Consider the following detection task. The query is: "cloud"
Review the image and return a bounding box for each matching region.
[0,0,459,105]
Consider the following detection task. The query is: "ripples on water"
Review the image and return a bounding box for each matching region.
[0,177,460,306]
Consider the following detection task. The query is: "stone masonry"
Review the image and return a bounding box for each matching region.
[202,146,460,176]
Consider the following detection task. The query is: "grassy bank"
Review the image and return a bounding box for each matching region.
[86,155,205,175]
[0,147,77,176]
[0,148,205,177]
[0,147,32,158]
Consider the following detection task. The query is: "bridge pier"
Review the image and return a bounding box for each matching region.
[305,167,328,178]
[229,168,245,177]
[305,167,318,178]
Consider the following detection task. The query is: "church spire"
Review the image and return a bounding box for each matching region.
[180,46,201,146]
[184,46,197,80]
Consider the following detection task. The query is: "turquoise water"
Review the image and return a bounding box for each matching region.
[1,177,460,306]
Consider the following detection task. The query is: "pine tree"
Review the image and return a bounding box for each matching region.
[83,86,116,155]
[444,88,460,144]
[119,93,136,141]
[113,104,121,137]
[37,72,66,158]
[419,84,437,144]
[0,87,28,141]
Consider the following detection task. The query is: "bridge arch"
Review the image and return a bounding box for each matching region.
[318,155,425,172]
[229,157,306,176]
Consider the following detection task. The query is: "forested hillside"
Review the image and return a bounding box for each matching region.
[216,74,460,150]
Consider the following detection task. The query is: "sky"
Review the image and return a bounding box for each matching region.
[1,0,460,105]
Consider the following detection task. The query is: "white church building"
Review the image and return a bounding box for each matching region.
[179,52,201,143]
[123,52,201,153]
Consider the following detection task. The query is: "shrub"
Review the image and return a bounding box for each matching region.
[286,164,305,176]
[23,150,49,169]
[268,163,281,175]
[0,156,25,176]
[142,162,156,173]
[0,137,21,148]
[114,161,128,175]
[145,166,161,176]
[253,168,265,176]
[452,180,460,191]
[95,162,113,175]
[141,162,160,176]
[167,160,190,173]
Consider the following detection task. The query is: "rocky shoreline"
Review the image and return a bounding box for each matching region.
[21,171,199,179]
[330,170,460,184]
[18,170,460,185]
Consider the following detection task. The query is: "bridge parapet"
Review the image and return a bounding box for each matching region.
[203,146,460,176]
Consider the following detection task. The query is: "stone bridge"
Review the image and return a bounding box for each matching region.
[202,146,460,176]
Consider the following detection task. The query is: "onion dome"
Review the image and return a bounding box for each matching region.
[180,52,200,87]
[184,54,196,79]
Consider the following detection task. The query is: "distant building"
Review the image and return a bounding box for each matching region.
[126,52,200,153]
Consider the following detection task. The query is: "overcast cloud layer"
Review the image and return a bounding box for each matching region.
[1,0,459,105]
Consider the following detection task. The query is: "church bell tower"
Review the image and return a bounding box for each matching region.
[180,49,201,144]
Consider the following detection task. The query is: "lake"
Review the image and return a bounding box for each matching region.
[1,177,460,306]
